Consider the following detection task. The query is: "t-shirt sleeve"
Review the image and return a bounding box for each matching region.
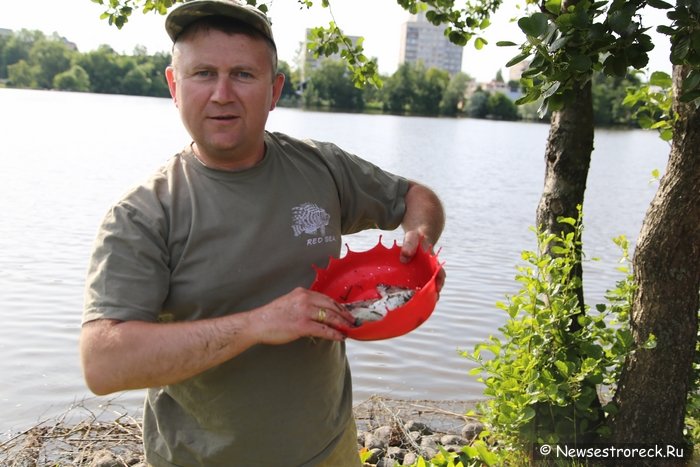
[312,141,409,235]
[82,194,170,325]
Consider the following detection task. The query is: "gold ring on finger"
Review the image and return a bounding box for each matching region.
[317,308,327,323]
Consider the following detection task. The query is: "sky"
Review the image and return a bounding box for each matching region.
[1,0,672,82]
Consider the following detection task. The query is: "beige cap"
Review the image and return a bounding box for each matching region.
[165,0,275,47]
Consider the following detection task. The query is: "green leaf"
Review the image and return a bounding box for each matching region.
[679,89,700,103]
[682,70,700,93]
[474,37,487,50]
[448,30,469,46]
[555,360,569,376]
[461,445,479,458]
[523,406,536,421]
[516,90,541,105]
[607,9,633,35]
[603,54,627,76]
[474,440,499,466]
[602,402,619,415]
[649,71,672,88]
[518,13,549,37]
[656,25,676,36]
[548,36,568,52]
[643,334,657,349]
[556,12,575,29]
[506,52,531,68]
[544,0,561,15]
[671,36,691,64]
[638,115,654,129]
[542,81,560,99]
[496,41,517,47]
[557,216,577,226]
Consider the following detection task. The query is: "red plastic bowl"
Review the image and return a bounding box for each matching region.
[310,238,443,340]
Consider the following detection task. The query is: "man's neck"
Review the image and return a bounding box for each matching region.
[192,142,266,172]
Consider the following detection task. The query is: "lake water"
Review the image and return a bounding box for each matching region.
[0,88,668,435]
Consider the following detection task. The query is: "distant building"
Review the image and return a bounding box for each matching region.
[399,12,463,75]
[60,36,78,52]
[0,27,13,37]
[508,60,530,82]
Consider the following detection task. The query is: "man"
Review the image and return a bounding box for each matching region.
[80,0,445,465]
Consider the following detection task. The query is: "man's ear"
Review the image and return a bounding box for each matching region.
[269,72,286,111]
[165,66,178,106]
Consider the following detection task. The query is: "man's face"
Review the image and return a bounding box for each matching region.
[166,29,284,170]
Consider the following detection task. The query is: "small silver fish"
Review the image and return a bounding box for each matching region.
[344,284,415,326]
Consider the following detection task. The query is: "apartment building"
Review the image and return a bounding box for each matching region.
[399,12,463,75]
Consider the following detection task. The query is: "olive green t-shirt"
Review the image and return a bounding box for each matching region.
[83,131,409,466]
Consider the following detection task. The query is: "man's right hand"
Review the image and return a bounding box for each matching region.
[250,287,354,345]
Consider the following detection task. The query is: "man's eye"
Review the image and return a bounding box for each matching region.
[195,70,214,78]
[234,71,253,79]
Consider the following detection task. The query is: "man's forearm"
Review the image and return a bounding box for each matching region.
[80,313,257,395]
[80,287,352,395]
[402,181,445,246]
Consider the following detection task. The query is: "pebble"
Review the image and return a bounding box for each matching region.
[357,419,485,466]
[461,421,484,440]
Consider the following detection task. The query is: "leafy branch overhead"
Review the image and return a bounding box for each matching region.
[623,70,676,141]
[90,0,502,88]
[90,0,377,85]
[500,0,700,117]
[503,0,655,115]
[90,0,177,29]
[306,23,381,88]
[91,0,699,102]
[395,0,502,47]
[660,0,700,102]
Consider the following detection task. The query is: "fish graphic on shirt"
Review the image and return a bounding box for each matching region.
[291,203,330,237]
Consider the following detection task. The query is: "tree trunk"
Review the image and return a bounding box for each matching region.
[536,79,594,320]
[532,79,604,442]
[611,65,700,456]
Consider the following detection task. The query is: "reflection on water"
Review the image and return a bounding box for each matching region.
[0,89,667,433]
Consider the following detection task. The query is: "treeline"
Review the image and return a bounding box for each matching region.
[0,29,170,97]
[300,59,643,125]
[1,28,640,125]
[299,60,521,120]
